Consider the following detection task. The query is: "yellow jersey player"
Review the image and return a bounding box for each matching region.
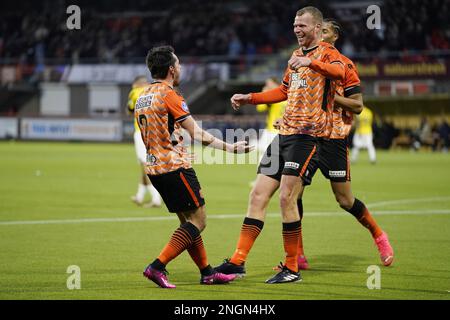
[256,77,287,159]
[351,105,376,164]
[127,75,162,207]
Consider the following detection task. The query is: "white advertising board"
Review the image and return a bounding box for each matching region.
[20,118,122,141]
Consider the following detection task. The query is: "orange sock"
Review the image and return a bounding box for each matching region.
[297,199,304,256]
[187,235,209,270]
[157,222,199,265]
[298,224,305,256]
[230,217,264,265]
[346,198,383,239]
[358,208,383,238]
[283,220,301,272]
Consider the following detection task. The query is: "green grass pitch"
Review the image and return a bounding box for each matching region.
[0,141,449,300]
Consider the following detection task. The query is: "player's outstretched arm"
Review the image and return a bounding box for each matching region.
[180,116,254,154]
[231,87,288,111]
[230,94,252,110]
[334,93,363,114]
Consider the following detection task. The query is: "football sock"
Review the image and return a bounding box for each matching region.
[200,265,215,277]
[147,184,162,205]
[297,199,305,256]
[346,198,383,238]
[187,234,210,272]
[283,220,301,273]
[136,183,146,202]
[155,222,200,266]
[230,217,264,265]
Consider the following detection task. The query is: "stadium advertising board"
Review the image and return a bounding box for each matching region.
[20,118,122,141]
[0,117,18,139]
[356,60,449,79]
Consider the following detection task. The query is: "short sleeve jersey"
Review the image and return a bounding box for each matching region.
[134,81,191,176]
[330,54,362,139]
[280,42,344,138]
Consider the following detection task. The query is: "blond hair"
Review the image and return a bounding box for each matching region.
[296,6,323,24]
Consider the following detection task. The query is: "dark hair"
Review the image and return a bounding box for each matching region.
[146,45,176,79]
[324,18,342,37]
[296,6,323,24]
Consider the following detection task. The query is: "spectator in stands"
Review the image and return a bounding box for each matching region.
[0,0,449,75]
[437,119,450,152]
[374,116,399,150]
[411,117,433,151]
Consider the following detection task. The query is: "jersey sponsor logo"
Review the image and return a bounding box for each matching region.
[181,101,189,112]
[329,170,346,178]
[290,73,308,89]
[284,162,300,170]
[135,94,154,110]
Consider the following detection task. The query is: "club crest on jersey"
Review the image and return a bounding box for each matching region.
[290,73,308,89]
[147,154,157,165]
[181,101,189,112]
[135,94,154,110]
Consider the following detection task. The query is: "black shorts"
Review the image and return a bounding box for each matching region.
[257,134,317,183]
[148,168,205,213]
[303,138,351,185]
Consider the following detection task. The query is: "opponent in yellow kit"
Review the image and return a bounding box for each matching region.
[127,76,162,207]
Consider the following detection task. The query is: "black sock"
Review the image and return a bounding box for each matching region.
[200,265,214,276]
[182,221,201,239]
[243,217,264,229]
[150,258,166,271]
[345,198,365,219]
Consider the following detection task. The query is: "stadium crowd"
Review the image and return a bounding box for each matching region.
[1,0,449,64]
[371,116,450,152]
[337,0,450,59]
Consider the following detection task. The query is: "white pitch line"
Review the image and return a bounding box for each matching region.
[367,196,450,209]
[0,209,450,226]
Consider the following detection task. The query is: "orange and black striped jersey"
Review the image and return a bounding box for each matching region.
[330,54,362,139]
[250,42,345,138]
[134,81,191,176]
[281,42,344,137]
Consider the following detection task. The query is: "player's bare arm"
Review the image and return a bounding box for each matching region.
[334,93,363,114]
[180,116,254,154]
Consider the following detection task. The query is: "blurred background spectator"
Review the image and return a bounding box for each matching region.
[1,0,448,63]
